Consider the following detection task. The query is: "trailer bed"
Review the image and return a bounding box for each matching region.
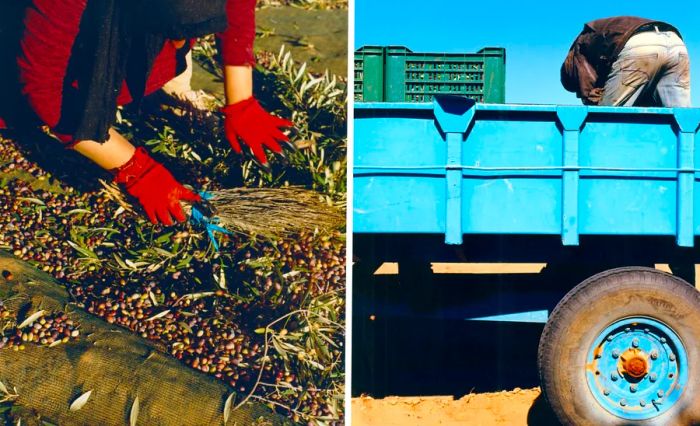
[353,98,700,246]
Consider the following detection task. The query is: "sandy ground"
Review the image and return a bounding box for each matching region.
[351,388,554,426]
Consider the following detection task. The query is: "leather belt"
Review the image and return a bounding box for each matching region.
[633,22,680,37]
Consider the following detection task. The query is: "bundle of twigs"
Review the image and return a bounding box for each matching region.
[202,187,344,237]
[100,180,343,237]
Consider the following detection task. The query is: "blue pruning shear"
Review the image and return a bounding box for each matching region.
[189,192,232,251]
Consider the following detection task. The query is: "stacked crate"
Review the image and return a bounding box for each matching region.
[355,46,506,103]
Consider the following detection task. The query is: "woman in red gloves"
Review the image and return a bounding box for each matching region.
[4,0,292,226]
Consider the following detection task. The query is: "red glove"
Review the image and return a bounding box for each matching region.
[113,147,200,225]
[221,97,294,165]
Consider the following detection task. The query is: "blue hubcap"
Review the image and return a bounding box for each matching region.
[586,317,687,420]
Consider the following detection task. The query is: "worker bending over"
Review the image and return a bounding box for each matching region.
[562,16,689,107]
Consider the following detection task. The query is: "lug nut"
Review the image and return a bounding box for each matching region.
[631,338,639,348]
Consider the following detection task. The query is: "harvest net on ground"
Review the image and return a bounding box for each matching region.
[0,2,347,423]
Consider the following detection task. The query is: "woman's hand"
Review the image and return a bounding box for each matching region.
[113,147,200,225]
[73,129,199,225]
[222,65,293,165]
[221,97,293,165]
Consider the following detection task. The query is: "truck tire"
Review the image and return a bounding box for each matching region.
[538,267,700,425]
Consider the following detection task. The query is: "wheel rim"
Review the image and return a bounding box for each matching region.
[585,317,688,420]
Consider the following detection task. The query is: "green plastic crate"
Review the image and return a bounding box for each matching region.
[354,45,506,103]
[354,46,384,102]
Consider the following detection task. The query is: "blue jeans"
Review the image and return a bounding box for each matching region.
[601,29,690,107]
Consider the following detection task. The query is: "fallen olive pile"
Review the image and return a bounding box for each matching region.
[0,137,345,424]
[0,303,80,351]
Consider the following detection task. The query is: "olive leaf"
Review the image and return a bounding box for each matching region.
[213,268,227,290]
[130,396,139,426]
[17,197,45,206]
[178,292,215,303]
[148,291,159,307]
[69,390,92,411]
[145,310,170,322]
[223,392,235,424]
[65,209,92,215]
[0,380,18,404]
[66,241,98,259]
[17,310,45,329]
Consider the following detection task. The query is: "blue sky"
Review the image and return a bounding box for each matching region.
[355,0,700,105]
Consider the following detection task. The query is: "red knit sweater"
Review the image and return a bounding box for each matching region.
[3,0,255,134]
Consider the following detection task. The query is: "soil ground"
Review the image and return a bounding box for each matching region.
[191,6,348,100]
[352,388,560,426]
[256,7,348,76]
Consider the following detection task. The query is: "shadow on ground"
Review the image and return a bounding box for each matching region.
[527,394,560,425]
[352,270,568,424]
[1,127,107,193]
